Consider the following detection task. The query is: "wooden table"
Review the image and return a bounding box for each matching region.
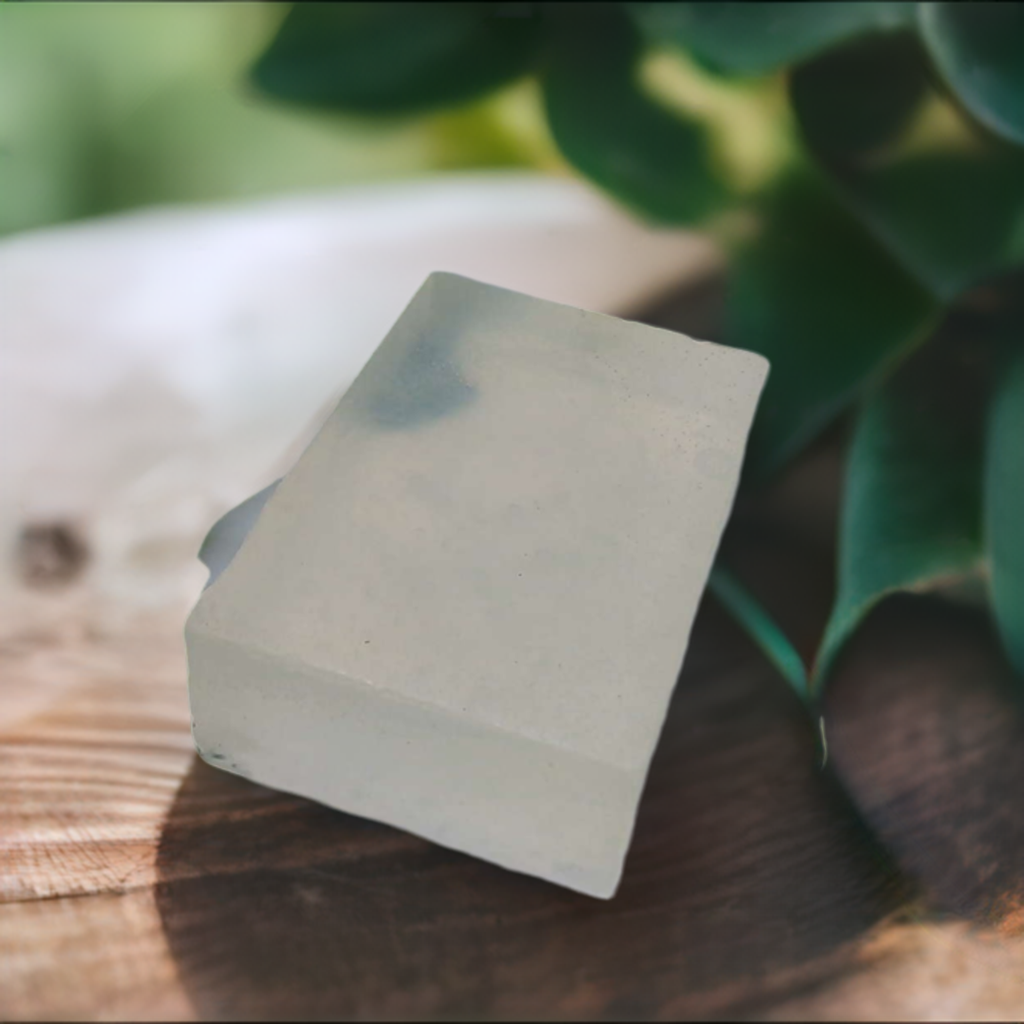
[4,285,1024,1020]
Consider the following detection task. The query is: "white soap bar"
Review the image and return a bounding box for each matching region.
[185,273,768,898]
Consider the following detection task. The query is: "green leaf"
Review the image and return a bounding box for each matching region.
[541,4,728,224]
[833,147,1024,302]
[984,344,1024,676]
[920,2,1024,147]
[793,33,1024,301]
[630,1,915,77]
[815,329,988,687]
[104,81,493,211]
[708,567,809,703]
[789,32,929,161]
[252,3,542,116]
[727,171,940,474]
[0,11,102,235]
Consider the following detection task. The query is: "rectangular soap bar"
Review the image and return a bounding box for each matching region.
[185,272,768,898]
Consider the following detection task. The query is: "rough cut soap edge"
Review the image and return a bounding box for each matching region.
[185,623,645,899]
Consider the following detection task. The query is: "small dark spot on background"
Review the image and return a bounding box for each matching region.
[15,522,89,587]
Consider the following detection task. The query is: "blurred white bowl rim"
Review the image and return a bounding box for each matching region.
[0,171,718,636]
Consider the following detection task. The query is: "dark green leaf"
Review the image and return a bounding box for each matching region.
[984,344,1024,676]
[814,327,989,687]
[790,32,928,161]
[252,3,542,115]
[708,566,809,703]
[920,2,1024,147]
[630,1,914,77]
[728,172,940,474]
[836,147,1024,302]
[541,4,728,224]
[793,34,1024,301]
[0,17,100,235]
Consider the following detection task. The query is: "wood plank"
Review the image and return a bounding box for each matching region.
[1,633,193,902]
[150,595,906,1020]
[0,891,194,1022]
[4,416,1024,1019]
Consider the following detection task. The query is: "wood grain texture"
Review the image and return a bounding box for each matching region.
[1,633,193,902]
[1,891,194,1022]
[4,278,1024,1019]
[825,595,1024,926]
[0,630,196,1020]
[6,549,1024,1019]
[152,595,905,1021]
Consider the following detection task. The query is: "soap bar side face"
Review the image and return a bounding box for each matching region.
[191,272,768,772]
[187,628,643,898]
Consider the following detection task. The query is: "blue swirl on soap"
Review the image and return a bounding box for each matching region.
[362,323,477,431]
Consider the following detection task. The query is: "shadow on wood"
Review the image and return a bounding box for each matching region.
[155,592,904,1021]
[825,594,1024,929]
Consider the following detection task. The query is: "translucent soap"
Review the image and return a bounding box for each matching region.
[185,272,768,898]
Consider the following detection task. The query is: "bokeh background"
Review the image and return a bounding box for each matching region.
[0,2,557,232]
[0,1,716,637]
[6,5,1024,1020]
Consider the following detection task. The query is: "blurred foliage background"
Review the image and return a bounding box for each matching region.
[0,1,562,238]
[3,1,1024,703]
[249,1,1024,702]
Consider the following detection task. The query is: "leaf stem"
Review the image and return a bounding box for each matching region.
[707,565,810,706]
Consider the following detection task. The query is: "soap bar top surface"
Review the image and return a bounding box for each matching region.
[191,273,767,773]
